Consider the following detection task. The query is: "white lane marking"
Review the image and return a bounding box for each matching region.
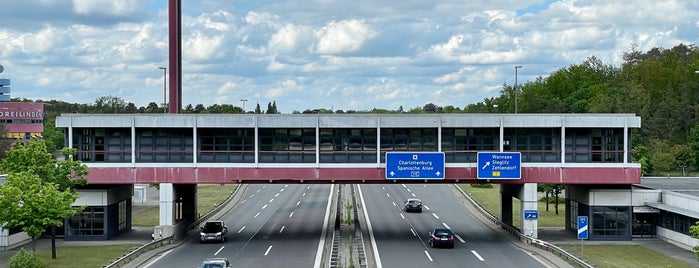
[256,189,261,193]
[141,248,173,268]
[250,194,255,198]
[455,234,465,243]
[279,226,285,234]
[424,251,433,262]
[269,198,274,203]
[471,250,485,261]
[358,185,384,268]
[297,201,301,206]
[401,184,406,188]
[411,193,416,197]
[410,228,416,236]
[392,202,396,207]
[241,199,247,204]
[303,192,306,197]
[407,188,412,192]
[254,212,261,218]
[285,185,289,188]
[275,193,280,197]
[238,226,246,233]
[442,222,451,229]
[400,213,405,220]
[382,186,385,190]
[261,204,268,210]
[313,185,335,268]
[262,186,266,189]
[214,246,225,256]
[423,205,430,210]
[432,213,440,219]
[386,193,390,197]
[289,211,295,217]
[264,245,273,256]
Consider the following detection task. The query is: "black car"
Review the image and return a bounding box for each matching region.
[428,228,454,248]
[200,220,228,243]
[404,198,423,212]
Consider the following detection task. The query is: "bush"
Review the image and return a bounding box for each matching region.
[9,248,45,268]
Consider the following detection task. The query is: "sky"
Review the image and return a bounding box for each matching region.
[0,0,697,113]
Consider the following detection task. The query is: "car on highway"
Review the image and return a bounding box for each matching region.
[404,198,423,212]
[200,220,228,243]
[200,257,231,268]
[427,228,454,248]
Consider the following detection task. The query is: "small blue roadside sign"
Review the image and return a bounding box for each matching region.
[477,152,521,179]
[577,216,589,240]
[385,152,445,180]
[524,210,539,220]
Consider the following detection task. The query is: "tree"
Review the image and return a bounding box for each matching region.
[8,248,45,268]
[691,221,699,262]
[0,139,87,259]
[1,140,87,190]
[0,172,82,253]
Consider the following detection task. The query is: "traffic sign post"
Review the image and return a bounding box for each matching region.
[477,152,521,180]
[578,216,589,260]
[385,152,445,180]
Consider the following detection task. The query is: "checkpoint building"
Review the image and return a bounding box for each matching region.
[51,113,649,242]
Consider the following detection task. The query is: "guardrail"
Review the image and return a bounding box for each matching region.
[453,184,593,268]
[103,185,242,268]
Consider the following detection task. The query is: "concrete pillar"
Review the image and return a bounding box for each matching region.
[520,183,538,238]
[500,185,513,226]
[154,183,176,239]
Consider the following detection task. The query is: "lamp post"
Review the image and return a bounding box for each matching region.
[158,67,167,113]
[240,98,248,112]
[514,65,523,113]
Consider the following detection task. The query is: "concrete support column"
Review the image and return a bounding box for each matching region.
[154,183,176,239]
[521,183,538,238]
[500,185,513,226]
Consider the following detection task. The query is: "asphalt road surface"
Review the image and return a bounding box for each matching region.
[359,184,546,268]
[143,184,334,268]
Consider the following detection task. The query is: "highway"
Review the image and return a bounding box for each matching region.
[144,184,546,268]
[144,184,334,268]
[360,184,545,268]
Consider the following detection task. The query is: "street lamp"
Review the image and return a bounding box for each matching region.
[240,98,248,112]
[158,67,167,114]
[514,65,523,113]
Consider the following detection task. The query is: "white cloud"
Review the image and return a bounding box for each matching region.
[314,19,376,54]
[72,0,140,16]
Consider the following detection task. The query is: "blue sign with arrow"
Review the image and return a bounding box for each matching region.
[524,210,539,220]
[385,152,445,180]
[477,152,521,180]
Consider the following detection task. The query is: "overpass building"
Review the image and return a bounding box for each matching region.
[49,113,650,242]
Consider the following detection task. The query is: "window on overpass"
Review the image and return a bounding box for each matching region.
[198,128,254,163]
[441,128,498,163]
[258,128,316,163]
[504,128,561,163]
[319,128,377,163]
[565,128,625,163]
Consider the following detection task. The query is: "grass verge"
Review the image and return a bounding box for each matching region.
[557,244,696,268]
[132,184,238,226]
[38,244,140,268]
[458,184,697,268]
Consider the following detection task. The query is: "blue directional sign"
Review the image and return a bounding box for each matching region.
[577,216,589,240]
[477,152,521,180]
[524,210,539,220]
[385,152,445,180]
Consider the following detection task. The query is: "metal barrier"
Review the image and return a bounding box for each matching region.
[453,184,593,268]
[103,185,241,268]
